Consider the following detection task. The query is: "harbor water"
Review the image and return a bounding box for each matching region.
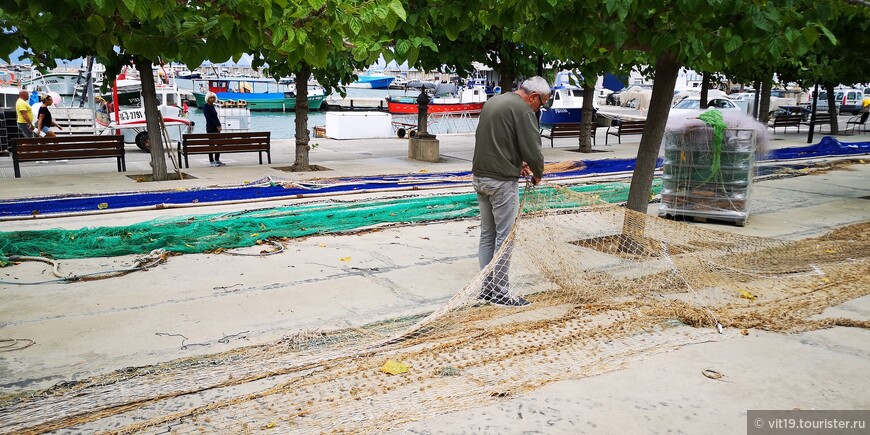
[177,81,478,139]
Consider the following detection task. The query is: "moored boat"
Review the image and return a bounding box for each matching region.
[191,78,325,111]
[387,84,487,114]
[21,71,81,97]
[346,71,395,89]
[176,69,201,80]
[539,71,598,126]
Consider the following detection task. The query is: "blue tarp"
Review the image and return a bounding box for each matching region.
[602,73,627,92]
[0,158,653,218]
[766,136,870,160]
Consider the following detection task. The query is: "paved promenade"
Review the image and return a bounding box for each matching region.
[0,120,868,433]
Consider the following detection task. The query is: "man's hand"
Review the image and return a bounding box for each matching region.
[531,176,541,186]
[520,162,532,177]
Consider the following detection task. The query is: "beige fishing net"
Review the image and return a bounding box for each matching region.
[2,183,868,434]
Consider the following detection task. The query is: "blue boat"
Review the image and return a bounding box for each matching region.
[539,71,598,126]
[346,72,395,89]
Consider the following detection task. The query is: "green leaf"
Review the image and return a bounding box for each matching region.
[216,16,233,39]
[724,35,742,53]
[818,24,836,45]
[405,45,419,65]
[86,15,105,34]
[374,6,388,20]
[272,26,285,47]
[396,39,411,55]
[444,23,460,41]
[121,0,137,15]
[389,0,406,21]
[308,0,327,10]
[349,17,362,35]
[800,27,818,47]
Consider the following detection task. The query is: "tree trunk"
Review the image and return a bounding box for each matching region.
[751,80,761,119]
[699,72,710,109]
[293,62,311,171]
[824,82,839,135]
[498,71,515,95]
[136,59,168,181]
[625,52,680,215]
[759,74,772,123]
[578,83,595,153]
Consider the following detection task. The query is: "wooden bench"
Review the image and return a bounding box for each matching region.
[769,114,802,133]
[11,135,125,178]
[605,119,646,145]
[540,123,597,148]
[800,112,833,131]
[179,132,271,168]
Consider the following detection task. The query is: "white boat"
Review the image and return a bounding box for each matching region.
[21,71,82,97]
[176,69,201,80]
[539,71,598,125]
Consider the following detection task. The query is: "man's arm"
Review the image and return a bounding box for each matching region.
[20,109,32,126]
[517,112,545,181]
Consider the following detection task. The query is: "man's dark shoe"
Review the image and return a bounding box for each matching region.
[478,291,496,303]
[489,294,531,307]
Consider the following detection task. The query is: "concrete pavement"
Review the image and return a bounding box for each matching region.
[0,121,869,433]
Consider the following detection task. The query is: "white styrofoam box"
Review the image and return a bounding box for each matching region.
[325,111,393,139]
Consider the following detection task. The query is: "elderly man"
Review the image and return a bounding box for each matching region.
[472,76,549,307]
[16,89,35,138]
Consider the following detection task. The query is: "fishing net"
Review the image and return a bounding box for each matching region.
[1,182,868,434]
[0,179,660,262]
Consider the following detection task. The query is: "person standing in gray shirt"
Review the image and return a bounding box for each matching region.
[472,76,549,307]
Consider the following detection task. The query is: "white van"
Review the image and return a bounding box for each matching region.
[815,89,865,115]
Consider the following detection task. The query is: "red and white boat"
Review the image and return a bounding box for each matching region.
[387,86,488,114]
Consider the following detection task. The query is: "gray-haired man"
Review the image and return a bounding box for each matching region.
[472,76,549,307]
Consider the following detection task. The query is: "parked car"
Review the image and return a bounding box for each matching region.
[667,97,743,120]
[768,89,804,116]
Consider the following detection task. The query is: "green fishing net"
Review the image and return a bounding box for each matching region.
[0,181,662,262]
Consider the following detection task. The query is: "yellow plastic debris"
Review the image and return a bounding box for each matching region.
[339,256,352,262]
[262,421,277,429]
[97,202,109,209]
[419,169,428,173]
[380,359,409,375]
[825,249,835,254]
[738,289,757,300]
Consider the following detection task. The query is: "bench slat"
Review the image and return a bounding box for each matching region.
[15,150,123,160]
[184,145,269,153]
[15,143,124,152]
[183,138,270,146]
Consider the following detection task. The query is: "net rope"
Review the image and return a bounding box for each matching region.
[1,179,868,433]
